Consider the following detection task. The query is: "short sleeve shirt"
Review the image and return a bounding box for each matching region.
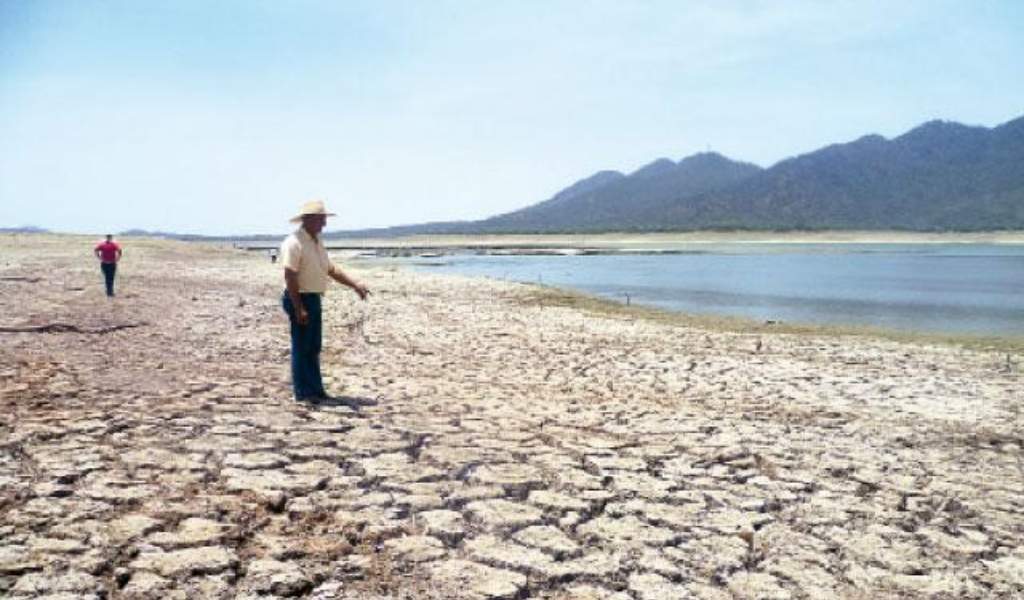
[95,241,121,263]
[280,228,335,293]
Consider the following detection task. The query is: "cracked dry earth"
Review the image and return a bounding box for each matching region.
[1,235,1023,600]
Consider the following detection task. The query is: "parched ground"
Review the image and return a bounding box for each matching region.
[0,235,1022,599]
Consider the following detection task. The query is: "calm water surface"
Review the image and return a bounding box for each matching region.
[407,244,1024,336]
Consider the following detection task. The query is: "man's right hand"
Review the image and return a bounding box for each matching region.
[284,268,308,325]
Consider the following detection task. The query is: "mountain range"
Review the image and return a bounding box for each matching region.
[0,226,50,234]
[336,114,1024,236]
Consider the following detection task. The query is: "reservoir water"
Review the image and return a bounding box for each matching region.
[408,244,1024,337]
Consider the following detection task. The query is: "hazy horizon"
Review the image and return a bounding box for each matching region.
[2,1,1022,236]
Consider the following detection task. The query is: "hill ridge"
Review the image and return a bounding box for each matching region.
[331,113,1023,236]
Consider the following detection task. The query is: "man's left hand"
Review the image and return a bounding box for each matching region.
[355,284,371,301]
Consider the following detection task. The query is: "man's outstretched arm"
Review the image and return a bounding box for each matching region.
[328,265,370,300]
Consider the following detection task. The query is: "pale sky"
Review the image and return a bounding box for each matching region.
[1,1,1022,235]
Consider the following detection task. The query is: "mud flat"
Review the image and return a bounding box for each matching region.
[1,234,1022,599]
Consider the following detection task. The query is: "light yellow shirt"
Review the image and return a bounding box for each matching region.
[280,227,335,293]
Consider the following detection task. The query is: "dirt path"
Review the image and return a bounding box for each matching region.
[1,235,1022,599]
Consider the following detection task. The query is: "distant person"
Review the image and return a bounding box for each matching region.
[280,199,370,404]
[93,234,122,297]
[270,249,278,263]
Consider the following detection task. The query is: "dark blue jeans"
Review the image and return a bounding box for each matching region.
[101,262,116,296]
[282,292,325,399]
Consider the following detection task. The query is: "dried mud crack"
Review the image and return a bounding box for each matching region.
[0,235,1022,599]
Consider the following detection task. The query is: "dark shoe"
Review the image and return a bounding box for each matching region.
[296,395,322,405]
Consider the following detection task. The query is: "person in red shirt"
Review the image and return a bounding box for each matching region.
[93,235,122,297]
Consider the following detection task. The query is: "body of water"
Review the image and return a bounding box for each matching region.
[407,244,1024,337]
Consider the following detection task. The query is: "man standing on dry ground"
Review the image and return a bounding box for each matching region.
[280,199,370,404]
[94,234,122,297]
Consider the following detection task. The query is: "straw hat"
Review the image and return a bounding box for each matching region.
[289,199,336,223]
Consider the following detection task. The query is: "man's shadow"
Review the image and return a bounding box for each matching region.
[316,395,380,411]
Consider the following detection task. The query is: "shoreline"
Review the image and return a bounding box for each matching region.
[372,255,1024,354]
[10,229,1024,248]
[502,277,1024,354]
[229,230,1024,251]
